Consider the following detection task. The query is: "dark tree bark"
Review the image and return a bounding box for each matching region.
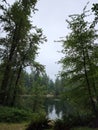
[0,25,19,105]
[11,65,22,106]
[82,48,97,116]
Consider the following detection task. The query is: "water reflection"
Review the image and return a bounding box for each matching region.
[18,96,72,120]
[44,98,64,120]
[44,97,74,120]
[48,105,62,119]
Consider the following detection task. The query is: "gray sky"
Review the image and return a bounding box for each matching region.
[33,0,98,80]
[7,0,98,80]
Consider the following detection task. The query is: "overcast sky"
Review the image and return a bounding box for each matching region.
[33,0,98,80]
[7,0,98,80]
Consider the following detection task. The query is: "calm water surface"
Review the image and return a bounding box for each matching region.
[44,98,67,120]
[20,96,71,120]
[48,105,62,119]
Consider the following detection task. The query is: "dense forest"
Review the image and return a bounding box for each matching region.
[0,0,98,130]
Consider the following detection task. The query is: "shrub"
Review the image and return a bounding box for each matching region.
[26,112,51,130]
[54,111,97,130]
[0,106,33,123]
[54,119,66,130]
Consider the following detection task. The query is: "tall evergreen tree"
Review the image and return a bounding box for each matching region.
[59,8,98,115]
[0,0,46,106]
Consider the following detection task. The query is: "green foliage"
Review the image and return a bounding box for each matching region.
[22,70,55,96]
[13,70,55,113]
[17,95,45,113]
[0,0,46,106]
[92,4,98,27]
[0,106,33,123]
[59,5,98,115]
[63,112,95,127]
[54,119,66,130]
[54,111,97,130]
[54,77,64,96]
[26,112,50,130]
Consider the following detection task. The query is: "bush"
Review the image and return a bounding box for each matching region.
[0,106,33,123]
[54,119,67,130]
[62,112,82,127]
[26,112,51,130]
[54,111,97,130]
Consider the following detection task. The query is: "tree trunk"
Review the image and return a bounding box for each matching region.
[82,48,97,116]
[86,50,98,102]
[11,65,22,106]
[0,41,17,105]
[0,24,20,105]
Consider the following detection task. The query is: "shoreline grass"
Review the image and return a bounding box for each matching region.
[0,123,27,130]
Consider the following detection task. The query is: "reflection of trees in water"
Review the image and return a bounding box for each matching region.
[44,98,54,116]
[48,104,54,113]
[18,96,73,119]
[44,98,74,119]
[44,98,67,118]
